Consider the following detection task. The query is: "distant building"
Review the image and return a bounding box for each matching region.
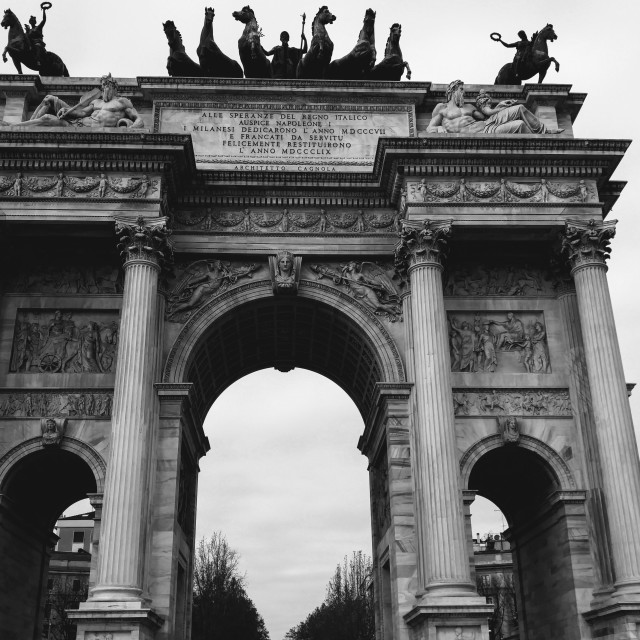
[43,512,94,639]
[473,534,518,640]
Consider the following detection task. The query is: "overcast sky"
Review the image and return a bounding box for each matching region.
[41,0,640,637]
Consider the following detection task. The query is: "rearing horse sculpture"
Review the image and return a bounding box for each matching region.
[297,6,336,80]
[163,20,205,77]
[1,8,68,76]
[327,8,376,80]
[197,7,243,78]
[367,23,411,81]
[494,24,560,85]
[232,5,271,79]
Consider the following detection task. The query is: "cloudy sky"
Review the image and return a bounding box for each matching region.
[40,0,640,637]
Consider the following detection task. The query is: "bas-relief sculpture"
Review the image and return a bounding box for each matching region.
[444,265,554,297]
[309,261,402,322]
[173,208,398,233]
[0,391,112,417]
[10,309,119,374]
[5,263,122,294]
[452,389,571,417]
[448,311,550,373]
[1,4,69,76]
[492,24,560,85]
[326,8,376,81]
[166,259,261,322]
[408,178,594,204]
[15,74,142,128]
[0,172,157,199]
[40,417,66,446]
[427,80,561,135]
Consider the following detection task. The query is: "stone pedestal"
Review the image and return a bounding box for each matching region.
[395,220,492,639]
[562,220,640,631]
[72,217,171,639]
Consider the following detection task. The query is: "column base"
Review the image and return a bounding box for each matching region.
[584,600,640,640]
[69,602,163,640]
[404,596,493,640]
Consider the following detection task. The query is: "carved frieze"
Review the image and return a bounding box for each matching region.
[10,310,119,374]
[173,207,399,233]
[0,172,159,199]
[453,388,571,417]
[166,259,262,323]
[0,391,112,418]
[448,311,550,373]
[407,178,596,204]
[308,261,402,322]
[444,265,554,297]
[41,418,67,447]
[4,263,122,294]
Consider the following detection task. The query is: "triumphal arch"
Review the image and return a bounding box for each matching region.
[0,64,638,640]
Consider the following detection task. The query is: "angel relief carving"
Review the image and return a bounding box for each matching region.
[309,261,402,322]
[166,260,261,322]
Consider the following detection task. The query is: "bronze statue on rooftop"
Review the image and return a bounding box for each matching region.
[367,23,411,81]
[163,20,206,77]
[492,24,560,85]
[296,5,336,79]
[1,3,68,76]
[232,5,271,78]
[327,8,376,80]
[263,21,308,79]
[197,7,243,78]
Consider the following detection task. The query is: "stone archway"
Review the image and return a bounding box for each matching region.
[150,283,409,640]
[463,437,591,640]
[0,440,105,640]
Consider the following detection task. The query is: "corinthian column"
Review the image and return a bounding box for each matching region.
[561,218,640,597]
[90,216,172,603]
[395,220,473,596]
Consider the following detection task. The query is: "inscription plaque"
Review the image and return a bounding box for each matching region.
[157,102,414,172]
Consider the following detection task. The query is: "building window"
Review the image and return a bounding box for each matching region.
[72,531,84,543]
[72,579,81,592]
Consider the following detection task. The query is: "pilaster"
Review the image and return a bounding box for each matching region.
[560,219,640,630]
[395,220,492,638]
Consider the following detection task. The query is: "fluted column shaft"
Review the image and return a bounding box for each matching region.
[91,217,171,602]
[396,220,472,595]
[563,219,640,595]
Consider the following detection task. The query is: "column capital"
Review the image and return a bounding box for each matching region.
[561,218,617,273]
[394,218,452,277]
[115,215,173,270]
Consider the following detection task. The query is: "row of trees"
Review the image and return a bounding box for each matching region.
[192,532,270,640]
[285,551,375,640]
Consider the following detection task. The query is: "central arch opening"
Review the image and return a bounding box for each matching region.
[175,293,402,639]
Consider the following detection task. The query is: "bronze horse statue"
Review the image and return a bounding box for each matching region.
[367,23,411,81]
[327,8,376,80]
[1,8,68,76]
[163,20,205,77]
[232,5,271,78]
[297,6,336,79]
[197,7,243,78]
[494,24,560,85]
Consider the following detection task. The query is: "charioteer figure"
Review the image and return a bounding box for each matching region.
[495,30,531,81]
[264,20,308,79]
[24,5,47,68]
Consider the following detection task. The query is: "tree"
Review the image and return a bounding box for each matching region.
[285,551,375,640]
[44,577,88,640]
[192,532,269,640]
[476,573,518,640]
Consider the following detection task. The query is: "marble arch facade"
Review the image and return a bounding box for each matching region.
[0,75,637,640]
